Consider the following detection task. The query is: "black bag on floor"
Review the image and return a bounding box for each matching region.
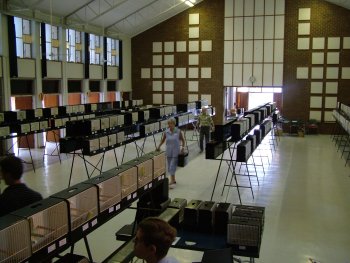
[178,152,189,167]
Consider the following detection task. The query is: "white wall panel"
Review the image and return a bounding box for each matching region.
[255,0,264,16]
[153,68,162,79]
[265,0,275,15]
[243,64,253,86]
[67,62,84,79]
[325,82,338,94]
[164,94,174,104]
[311,67,324,79]
[341,67,350,79]
[17,59,35,78]
[275,0,285,15]
[107,66,118,80]
[152,81,162,91]
[225,18,234,40]
[188,94,198,102]
[310,111,322,121]
[234,17,243,40]
[253,63,263,86]
[312,53,324,64]
[0,57,2,77]
[275,16,285,38]
[263,64,273,86]
[273,63,283,86]
[310,96,322,108]
[274,40,284,63]
[298,38,310,50]
[326,67,339,79]
[233,64,243,86]
[234,0,244,16]
[325,97,337,108]
[188,67,199,78]
[264,40,274,63]
[224,64,233,86]
[164,68,174,78]
[244,17,254,40]
[225,0,234,17]
[47,61,62,79]
[164,81,174,91]
[254,40,264,63]
[243,40,253,63]
[244,0,254,16]
[224,41,234,63]
[153,94,162,104]
[311,82,323,93]
[264,16,274,39]
[233,41,243,63]
[254,17,264,39]
[89,64,103,80]
[188,81,199,92]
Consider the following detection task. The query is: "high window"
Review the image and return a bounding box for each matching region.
[89,34,101,64]
[66,29,82,63]
[106,37,118,66]
[44,24,59,61]
[14,17,32,58]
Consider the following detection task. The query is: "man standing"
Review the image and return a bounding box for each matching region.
[0,156,43,217]
[197,107,214,153]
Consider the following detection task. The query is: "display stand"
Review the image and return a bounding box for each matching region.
[14,134,36,172]
[43,129,62,163]
[67,150,106,187]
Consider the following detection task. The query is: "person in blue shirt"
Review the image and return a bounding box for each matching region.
[133,217,179,263]
[0,156,42,217]
[156,117,185,186]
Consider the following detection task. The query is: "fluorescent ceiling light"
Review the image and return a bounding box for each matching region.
[182,0,195,7]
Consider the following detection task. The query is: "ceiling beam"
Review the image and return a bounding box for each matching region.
[64,0,95,19]
[86,0,129,24]
[105,0,159,30]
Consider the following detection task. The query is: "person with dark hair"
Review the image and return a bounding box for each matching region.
[156,117,185,187]
[0,156,42,217]
[134,217,179,263]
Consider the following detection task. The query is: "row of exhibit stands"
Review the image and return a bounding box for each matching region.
[107,198,265,263]
[0,99,214,262]
[0,150,168,263]
[206,102,279,204]
[0,99,212,172]
[331,102,350,166]
[58,100,215,186]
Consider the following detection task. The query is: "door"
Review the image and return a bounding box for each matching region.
[44,94,60,142]
[15,96,34,148]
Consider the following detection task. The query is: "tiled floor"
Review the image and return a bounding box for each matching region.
[2,132,350,263]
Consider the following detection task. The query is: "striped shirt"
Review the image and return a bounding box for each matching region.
[198,113,214,128]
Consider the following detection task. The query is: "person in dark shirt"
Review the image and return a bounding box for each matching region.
[0,155,42,217]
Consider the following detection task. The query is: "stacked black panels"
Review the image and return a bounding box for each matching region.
[236,140,252,162]
[214,203,233,234]
[183,200,202,230]
[246,134,257,153]
[254,129,262,145]
[198,201,216,233]
[168,198,187,226]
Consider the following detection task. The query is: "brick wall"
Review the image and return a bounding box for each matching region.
[132,0,350,132]
[284,0,350,133]
[132,0,225,124]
